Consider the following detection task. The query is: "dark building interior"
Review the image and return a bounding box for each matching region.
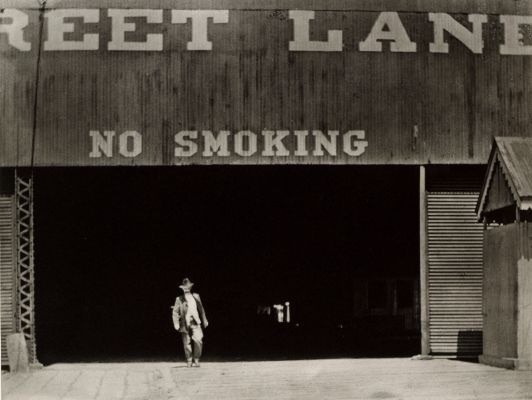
[34,166,420,364]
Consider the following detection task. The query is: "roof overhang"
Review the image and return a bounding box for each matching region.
[476,137,532,220]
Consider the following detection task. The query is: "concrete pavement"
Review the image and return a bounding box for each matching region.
[2,358,532,400]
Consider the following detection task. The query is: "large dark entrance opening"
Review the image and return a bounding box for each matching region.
[34,166,420,364]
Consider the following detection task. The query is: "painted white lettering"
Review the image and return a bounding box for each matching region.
[429,13,487,54]
[359,12,417,53]
[44,9,99,51]
[172,10,229,51]
[89,130,115,158]
[262,130,290,156]
[343,130,368,156]
[175,131,198,156]
[118,131,142,157]
[312,130,339,156]
[202,130,230,156]
[294,130,309,156]
[108,9,163,51]
[289,10,342,52]
[0,9,31,51]
[500,15,532,55]
[234,130,257,156]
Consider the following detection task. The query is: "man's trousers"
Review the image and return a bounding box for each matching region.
[180,324,203,361]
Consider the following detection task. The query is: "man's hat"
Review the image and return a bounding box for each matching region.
[179,278,194,289]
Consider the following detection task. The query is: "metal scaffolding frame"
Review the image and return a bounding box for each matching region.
[15,170,38,364]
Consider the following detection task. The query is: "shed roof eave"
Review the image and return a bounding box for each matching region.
[477,137,532,221]
[520,199,532,211]
[476,140,501,219]
[493,138,524,205]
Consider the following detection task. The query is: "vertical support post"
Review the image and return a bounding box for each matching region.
[15,169,39,366]
[419,165,430,356]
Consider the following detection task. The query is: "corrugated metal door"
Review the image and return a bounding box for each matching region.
[0,195,16,365]
[427,192,484,355]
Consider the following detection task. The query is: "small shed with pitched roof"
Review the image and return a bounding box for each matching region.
[476,137,532,370]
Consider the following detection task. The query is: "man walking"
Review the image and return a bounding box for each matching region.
[172,278,209,367]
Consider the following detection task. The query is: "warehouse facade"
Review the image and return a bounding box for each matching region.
[1,0,531,365]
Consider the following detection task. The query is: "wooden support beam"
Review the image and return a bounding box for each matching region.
[419,165,430,356]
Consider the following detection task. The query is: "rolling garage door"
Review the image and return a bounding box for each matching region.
[427,191,484,355]
[1,195,16,366]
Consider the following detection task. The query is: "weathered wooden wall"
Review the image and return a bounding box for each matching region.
[517,224,532,368]
[2,0,531,14]
[1,1,531,166]
[482,222,532,369]
[483,223,519,360]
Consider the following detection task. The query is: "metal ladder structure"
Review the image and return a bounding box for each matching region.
[15,170,39,365]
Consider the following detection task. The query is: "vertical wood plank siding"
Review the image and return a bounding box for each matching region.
[427,192,484,355]
[0,195,16,365]
[483,223,520,360]
[1,8,532,166]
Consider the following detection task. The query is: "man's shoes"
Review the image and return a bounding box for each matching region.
[192,360,200,368]
[186,360,193,368]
